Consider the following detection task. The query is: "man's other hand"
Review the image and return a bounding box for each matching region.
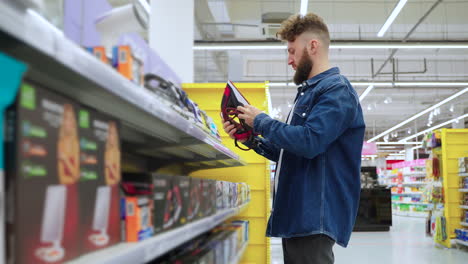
[237,105,262,128]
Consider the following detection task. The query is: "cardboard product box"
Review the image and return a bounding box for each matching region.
[6,82,84,264]
[201,179,215,217]
[86,46,109,65]
[188,177,203,221]
[231,220,249,244]
[216,181,224,210]
[232,183,238,208]
[122,196,154,242]
[151,174,174,234]
[112,45,144,86]
[223,181,230,209]
[173,176,189,228]
[209,180,217,215]
[78,108,121,253]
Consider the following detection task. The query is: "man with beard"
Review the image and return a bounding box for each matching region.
[222,13,365,264]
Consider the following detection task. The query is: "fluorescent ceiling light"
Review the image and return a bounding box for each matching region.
[376,142,421,145]
[300,0,309,15]
[268,82,468,87]
[379,146,399,149]
[359,85,374,102]
[377,0,408,37]
[368,88,468,142]
[400,113,468,142]
[193,43,468,51]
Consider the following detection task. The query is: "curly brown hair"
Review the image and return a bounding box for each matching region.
[277,13,330,47]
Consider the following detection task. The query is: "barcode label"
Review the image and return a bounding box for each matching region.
[126,201,134,216]
[120,50,127,63]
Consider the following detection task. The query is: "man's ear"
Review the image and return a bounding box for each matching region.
[306,39,318,56]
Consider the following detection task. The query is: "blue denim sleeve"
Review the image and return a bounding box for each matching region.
[242,136,281,162]
[253,84,358,159]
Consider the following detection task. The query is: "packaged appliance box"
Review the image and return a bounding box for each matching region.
[112,45,144,86]
[209,180,217,215]
[172,176,188,228]
[188,177,202,221]
[120,173,153,242]
[122,196,154,242]
[86,46,109,65]
[152,174,174,234]
[79,109,121,253]
[6,81,82,263]
[201,179,215,217]
[216,181,224,210]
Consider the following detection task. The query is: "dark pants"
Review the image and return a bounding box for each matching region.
[282,234,335,264]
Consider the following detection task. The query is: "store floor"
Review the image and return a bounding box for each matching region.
[271,216,468,264]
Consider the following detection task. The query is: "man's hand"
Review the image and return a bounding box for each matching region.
[237,105,263,128]
[222,120,247,143]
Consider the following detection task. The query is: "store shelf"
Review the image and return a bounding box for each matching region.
[231,242,248,264]
[392,211,428,218]
[454,239,468,247]
[460,189,468,193]
[67,203,249,264]
[388,182,426,187]
[461,222,468,227]
[460,173,468,177]
[0,2,245,172]
[460,205,468,209]
[392,201,429,205]
[391,192,423,196]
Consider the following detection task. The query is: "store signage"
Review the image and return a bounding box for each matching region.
[391,158,427,169]
[362,142,377,155]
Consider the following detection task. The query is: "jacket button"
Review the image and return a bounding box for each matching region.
[300,92,304,96]
[302,113,306,117]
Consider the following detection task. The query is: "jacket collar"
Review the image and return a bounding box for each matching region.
[298,67,340,92]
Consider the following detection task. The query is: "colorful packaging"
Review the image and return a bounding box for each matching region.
[6,82,81,263]
[78,108,121,253]
[216,181,224,210]
[122,196,154,242]
[86,46,108,65]
[112,45,144,86]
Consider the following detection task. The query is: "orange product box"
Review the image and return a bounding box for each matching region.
[122,196,154,242]
[112,46,144,86]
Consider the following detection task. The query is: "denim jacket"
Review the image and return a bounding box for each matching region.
[248,67,365,247]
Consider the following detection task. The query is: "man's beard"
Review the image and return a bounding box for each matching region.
[293,48,313,85]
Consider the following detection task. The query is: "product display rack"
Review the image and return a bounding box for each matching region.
[454,239,468,247]
[431,129,468,248]
[0,2,251,264]
[67,204,249,264]
[388,160,430,218]
[184,83,272,264]
[0,1,245,173]
[459,189,468,193]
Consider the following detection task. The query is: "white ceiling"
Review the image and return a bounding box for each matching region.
[193,0,468,145]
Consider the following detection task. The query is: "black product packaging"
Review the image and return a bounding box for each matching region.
[171,176,188,228]
[188,177,202,222]
[152,174,174,234]
[201,179,215,217]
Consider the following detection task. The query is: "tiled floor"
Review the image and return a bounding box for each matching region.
[271,216,468,264]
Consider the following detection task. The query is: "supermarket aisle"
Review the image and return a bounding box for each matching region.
[271,216,468,264]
